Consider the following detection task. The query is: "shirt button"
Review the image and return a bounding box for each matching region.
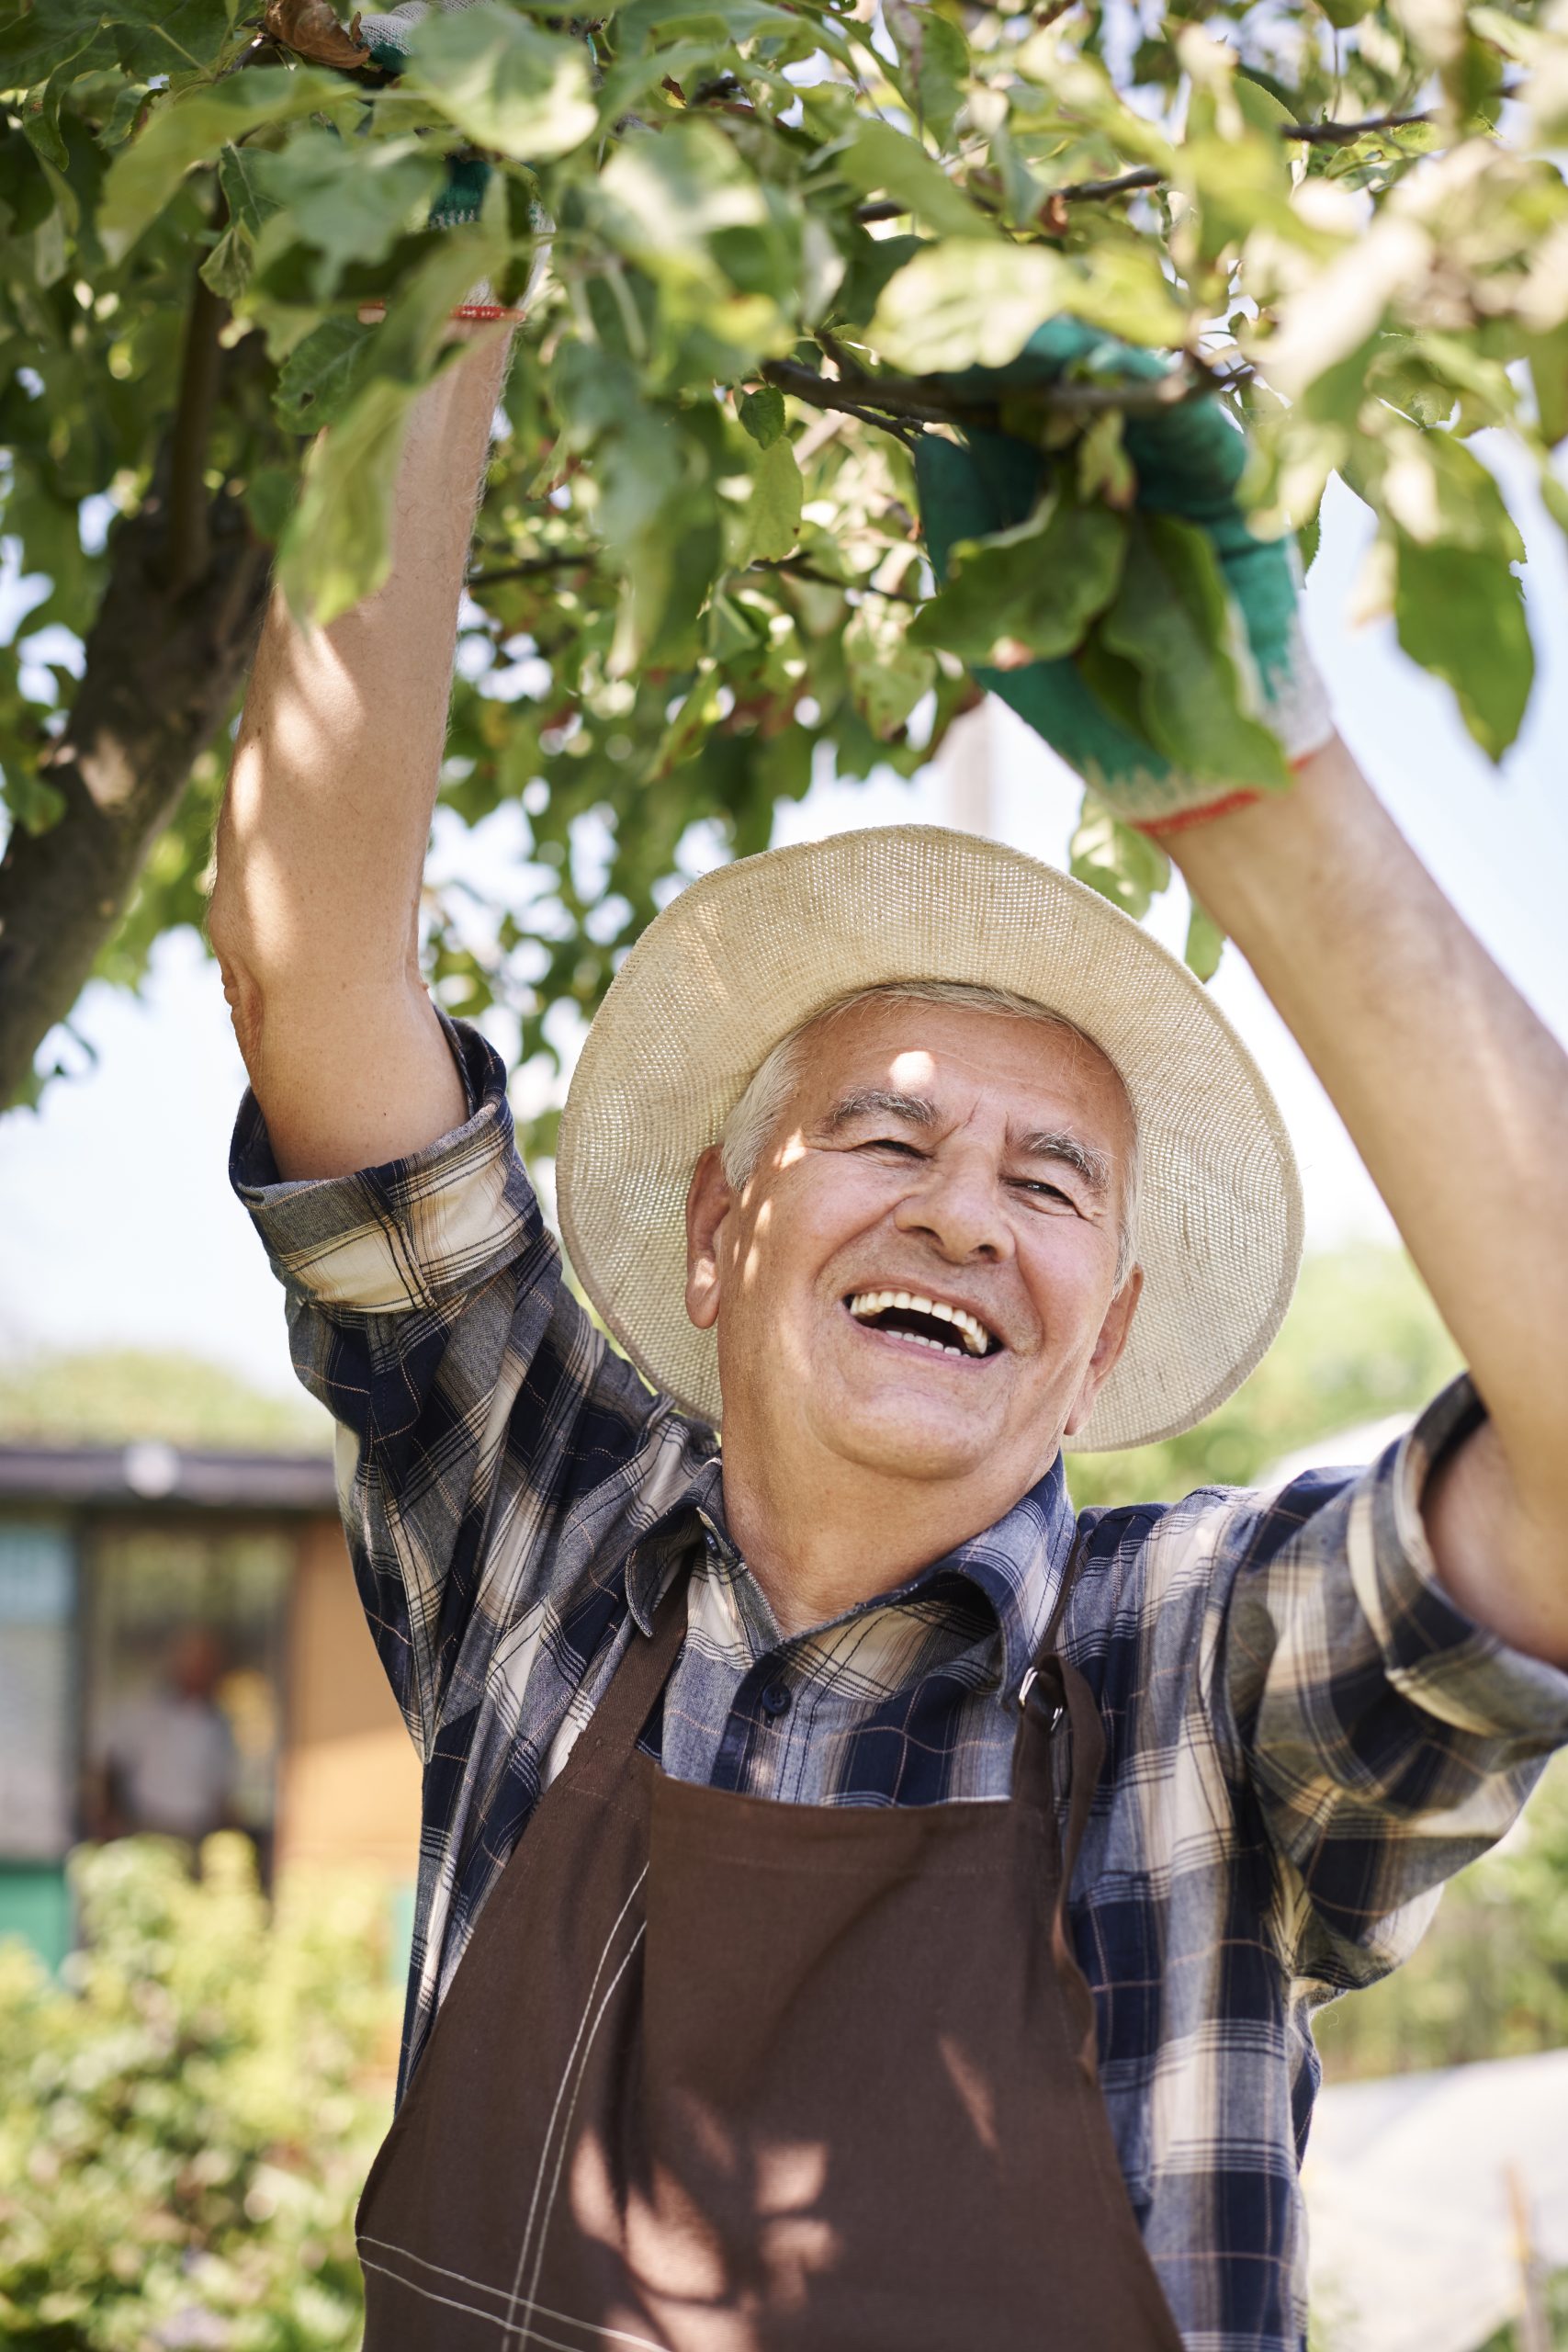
[759,1680,792,1719]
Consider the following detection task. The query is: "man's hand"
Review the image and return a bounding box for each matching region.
[209,322,512,1181]
[913,320,1334,830]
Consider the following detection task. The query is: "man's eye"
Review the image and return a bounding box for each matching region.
[860,1135,921,1158]
[1015,1178,1074,1205]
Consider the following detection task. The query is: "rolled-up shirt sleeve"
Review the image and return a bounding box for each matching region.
[231,1015,534,1317]
[1217,1375,1568,1990]
[230,1015,668,1758]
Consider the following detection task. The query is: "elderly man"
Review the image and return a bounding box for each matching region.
[211,320,1568,2352]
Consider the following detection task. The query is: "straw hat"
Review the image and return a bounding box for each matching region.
[557,825,1302,1453]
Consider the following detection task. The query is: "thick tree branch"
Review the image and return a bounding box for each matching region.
[158,269,229,597]
[0,472,272,1109]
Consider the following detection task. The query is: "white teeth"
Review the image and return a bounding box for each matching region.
[847,1292,994,1357]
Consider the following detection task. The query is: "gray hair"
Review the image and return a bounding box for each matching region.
[716,979,1141,1290]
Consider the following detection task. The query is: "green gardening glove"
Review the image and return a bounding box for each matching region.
[913,319,1333,830]
[358,0,491,226]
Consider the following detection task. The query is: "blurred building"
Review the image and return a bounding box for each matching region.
[0,1441,419,1967]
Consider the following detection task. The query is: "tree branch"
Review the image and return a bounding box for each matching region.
[749,557,922,605]
[1286,106,1432,143]
[467,548,599,588]
[761,351,1219,435]
[852,97,1494,226]
[0,458,273,1109]
[158,267,228,597]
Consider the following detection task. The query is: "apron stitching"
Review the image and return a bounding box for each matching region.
[360,2248,667,2349]
[507,1925,649,2343]
[505,1864,651,2331]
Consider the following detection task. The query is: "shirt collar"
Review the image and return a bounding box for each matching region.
[624,1450,1077,1697]
[928,1452,1077,1693]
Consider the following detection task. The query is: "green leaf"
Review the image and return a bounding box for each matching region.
[243,466,296,543]
[404,3,597,161]
[273,316,378,434]
[884,0,970,140]
[277,375,415,627]
[1,766,67,836]
[1183,897,1226,981]
[833,119,993,242]
[1393,534,1533,760]
[868,241,1067,371]
[1524,323,1568,448]
[835,229,926,330]
[97,66,356,261]
[595,119,772,273]
[250,131,445,301]
[275,231,507,622]
[108,0,240,78]
[216,141,280,241]
[0,1,111,88]
[1099,514,1291,792]
[844,601,935,738]
[198,220,253,302]
[910,490,1126,662]
[738,384,786,447]
[868,237,1187,374]
[1296,502,1323,574]
[747,435,802,560]
[1067,798,1169,920]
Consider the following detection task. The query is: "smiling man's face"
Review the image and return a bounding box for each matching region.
[684,994,1143,1515]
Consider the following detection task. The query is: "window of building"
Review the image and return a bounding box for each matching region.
[0,1520,77,1861]
[83,1521,294,1871]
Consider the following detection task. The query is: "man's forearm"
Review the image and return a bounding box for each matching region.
[210,326,513,1180]
[1168,738,1568,1647]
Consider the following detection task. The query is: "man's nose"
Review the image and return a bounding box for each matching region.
[891,1152,1014,1263]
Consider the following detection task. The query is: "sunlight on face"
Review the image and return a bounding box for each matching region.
[691,997,1142,1511]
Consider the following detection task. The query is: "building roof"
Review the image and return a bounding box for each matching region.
[0,1441,338,1515]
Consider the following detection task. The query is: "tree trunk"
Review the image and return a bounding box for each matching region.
[0,485,270,1107]
[0,274,274,1110]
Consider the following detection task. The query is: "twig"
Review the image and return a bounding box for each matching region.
[761,358,930,439]
[761,352,1216,434]
[467,549,599,587]
[1050,164,1163,201]
[1287,106,1433,143]
[750,557,921,605]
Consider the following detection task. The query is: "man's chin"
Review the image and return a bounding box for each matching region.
[806,1385,1000,1483]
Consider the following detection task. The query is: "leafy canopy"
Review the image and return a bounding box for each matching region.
[3,0,1567,1070]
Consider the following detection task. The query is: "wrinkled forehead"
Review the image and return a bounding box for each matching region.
[795,992,1137,1148]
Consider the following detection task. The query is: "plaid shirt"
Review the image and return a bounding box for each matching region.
[233,1016,1568,2352]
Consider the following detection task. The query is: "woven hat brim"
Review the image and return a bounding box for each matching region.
[557,825,1303,1453]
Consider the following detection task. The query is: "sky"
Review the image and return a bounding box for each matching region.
[1,458,1565,1400]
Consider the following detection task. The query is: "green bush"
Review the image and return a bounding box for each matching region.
[0,1837,399,2349]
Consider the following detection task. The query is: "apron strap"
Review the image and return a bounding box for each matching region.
[567,1555,693,1774]
[1011,1532,1106,2076]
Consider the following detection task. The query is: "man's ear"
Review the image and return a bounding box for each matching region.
[685,1146,734,1333]
[1063,1265,1144,1440]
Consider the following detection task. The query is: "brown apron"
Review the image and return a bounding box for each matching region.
[356,1544,1185,2352]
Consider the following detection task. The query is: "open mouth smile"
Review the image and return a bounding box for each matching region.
[844,1290,1002,1362]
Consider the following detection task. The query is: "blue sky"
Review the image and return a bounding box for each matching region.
[1,461,1564,1398]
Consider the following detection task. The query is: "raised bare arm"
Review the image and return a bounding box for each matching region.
[1169,740,1568,1665]
[209,326,512,1181]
